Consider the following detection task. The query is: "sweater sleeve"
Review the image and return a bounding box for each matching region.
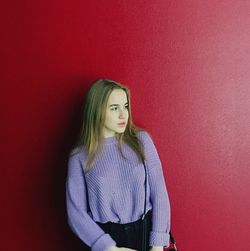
[140,131,171,248]
[66,152,116,251]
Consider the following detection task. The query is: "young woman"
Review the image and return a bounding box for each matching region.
[66,79,171,251]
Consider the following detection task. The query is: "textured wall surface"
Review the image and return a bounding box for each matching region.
[1,1,250,250]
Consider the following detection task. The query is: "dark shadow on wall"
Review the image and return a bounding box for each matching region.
[48,77,91,251]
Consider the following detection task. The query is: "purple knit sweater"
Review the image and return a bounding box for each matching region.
[66,130,171,251]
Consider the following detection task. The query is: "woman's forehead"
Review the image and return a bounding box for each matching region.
[107,89,128,104]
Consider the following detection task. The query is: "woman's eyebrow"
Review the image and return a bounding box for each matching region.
[109,102,128,107]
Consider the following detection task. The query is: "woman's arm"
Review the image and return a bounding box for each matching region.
[139,131,171,248]
[66,153,117,251]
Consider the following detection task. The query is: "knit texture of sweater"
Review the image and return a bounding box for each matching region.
[66,130,171,251]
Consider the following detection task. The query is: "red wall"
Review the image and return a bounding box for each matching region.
[1,1,250,250]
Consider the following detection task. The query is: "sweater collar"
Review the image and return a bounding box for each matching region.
[103,135,118,145]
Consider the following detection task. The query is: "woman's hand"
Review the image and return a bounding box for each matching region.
[149,246,164,251]
[108,246,138,251]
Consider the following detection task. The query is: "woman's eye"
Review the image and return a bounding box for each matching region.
[110,105,128,111]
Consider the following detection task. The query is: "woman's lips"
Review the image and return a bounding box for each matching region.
[117,122,126,126]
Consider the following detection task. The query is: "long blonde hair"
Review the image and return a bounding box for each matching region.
[72,79,146,173]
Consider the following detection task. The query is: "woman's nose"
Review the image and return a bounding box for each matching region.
[119,109,126,118]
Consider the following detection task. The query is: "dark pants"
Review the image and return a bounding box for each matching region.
[96,210,152,251]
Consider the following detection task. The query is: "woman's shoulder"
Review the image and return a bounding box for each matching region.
[136,129,153,141]
[136,129,157,150]
[69,145,88,161]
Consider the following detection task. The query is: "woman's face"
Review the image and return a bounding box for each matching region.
[103,89,129,138]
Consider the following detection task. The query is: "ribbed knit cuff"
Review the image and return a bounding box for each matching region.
[149,231,170,247]
[91,233,116,251]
